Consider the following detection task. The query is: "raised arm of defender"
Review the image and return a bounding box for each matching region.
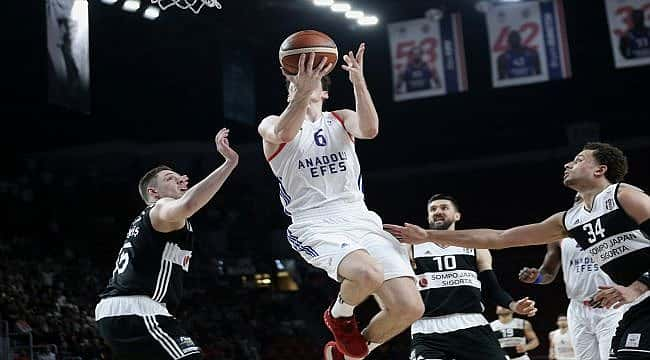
[150,128,238,230]
[384,212,568,249]
[258,53,333,145]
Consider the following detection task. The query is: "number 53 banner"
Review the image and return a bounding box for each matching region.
[485,0,571,88]
[388,13,468,102]
[604,0,650,68]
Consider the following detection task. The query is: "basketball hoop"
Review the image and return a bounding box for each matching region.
[151,0,222,14]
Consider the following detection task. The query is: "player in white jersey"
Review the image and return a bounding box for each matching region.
[258,45,423,360]
[549,315,577,360]
[386,142,650,360]
[519,234,625,359]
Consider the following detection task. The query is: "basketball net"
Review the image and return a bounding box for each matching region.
[151,0,221,14]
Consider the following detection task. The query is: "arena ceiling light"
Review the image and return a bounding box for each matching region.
[143,6,160,19]
[122,0,140,12]
[357,15,378,26]
[330,2,351,12]
[313,0,334,6]
[345,10,363,19]
[101,0,119,4]
[311,0,379,26]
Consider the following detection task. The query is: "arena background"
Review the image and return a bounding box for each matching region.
[4,0,649,359]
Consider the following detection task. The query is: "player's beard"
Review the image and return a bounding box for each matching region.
[429,219,453,230]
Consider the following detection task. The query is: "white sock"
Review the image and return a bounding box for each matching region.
[331,294,355,318]
[343,342,381,360]
[367,342,381,353]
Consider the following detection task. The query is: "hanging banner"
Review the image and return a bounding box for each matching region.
[47,0,90,113]
[604,0,650,68]
[485,0,571,88]
[388,13,467,102]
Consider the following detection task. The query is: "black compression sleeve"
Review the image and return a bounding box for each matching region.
[479,269,514,309]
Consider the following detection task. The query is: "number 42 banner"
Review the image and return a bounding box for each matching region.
[388,13,468,102]
[485,0,572,88]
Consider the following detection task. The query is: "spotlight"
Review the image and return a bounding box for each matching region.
[330,2,351,12]
[345,10,364,19]
[122,0,140,12]
[357,15,378,26]
[143,6,160,19]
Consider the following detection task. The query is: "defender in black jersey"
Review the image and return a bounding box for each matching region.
[409,194,537,360]
[386,143,650,360]
[95,129,238,360]
[490,306,539,360]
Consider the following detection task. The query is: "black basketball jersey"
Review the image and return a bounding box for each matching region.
[100,206,194,311]
[413,243,483,317]
[564,184,650,286]
[491,318,527,359]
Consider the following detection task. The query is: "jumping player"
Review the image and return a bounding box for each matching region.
[259,44,423,359]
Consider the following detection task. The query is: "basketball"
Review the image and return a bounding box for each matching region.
[279,30,338,75]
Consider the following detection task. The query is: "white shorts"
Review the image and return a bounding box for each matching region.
[287,206,415,282]
[567,299,626,360]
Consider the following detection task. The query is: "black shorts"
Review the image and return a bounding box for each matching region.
[97,314,202,360]
[411,325,508,360]
[610,296,650,360]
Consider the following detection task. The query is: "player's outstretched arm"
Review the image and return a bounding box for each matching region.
[338,43,379,139]
[477,249,537,317]
[384,212,567,249]
[519,241,562,285]
[150,128,238,228]
[258,53,333,144]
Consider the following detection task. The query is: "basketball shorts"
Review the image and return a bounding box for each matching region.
[287,206,415,282]
[609,293,650,360]
[97,314,202,360]
[568,299,625,360]
[410,325,508,360]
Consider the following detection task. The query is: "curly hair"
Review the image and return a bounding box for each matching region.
[583,142,628,183]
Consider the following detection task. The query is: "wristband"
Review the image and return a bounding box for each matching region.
[533,273,543,284]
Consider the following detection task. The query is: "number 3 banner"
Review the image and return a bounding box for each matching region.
[485,0,571,88]
[605,0,650,68]
[388,13,468,102]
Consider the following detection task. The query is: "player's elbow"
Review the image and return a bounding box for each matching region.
[491,230,508,249]
[361,126,379,139]
[172,198,197,220]
[275,128,297,143]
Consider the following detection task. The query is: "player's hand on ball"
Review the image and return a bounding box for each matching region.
[215,128,239,164]
[342,43,366,84]
[510,297,537,317]
[283,53,333,96]
[384,223,428,244]
[518,267,540,283]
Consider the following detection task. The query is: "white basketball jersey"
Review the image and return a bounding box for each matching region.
[267,112,364,218]
[550,329,576,360]
[563,183,650,286]
[560,237,616,301]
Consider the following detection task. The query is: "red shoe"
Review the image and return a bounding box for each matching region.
[323,307,368,358]
[323,341,344,360]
